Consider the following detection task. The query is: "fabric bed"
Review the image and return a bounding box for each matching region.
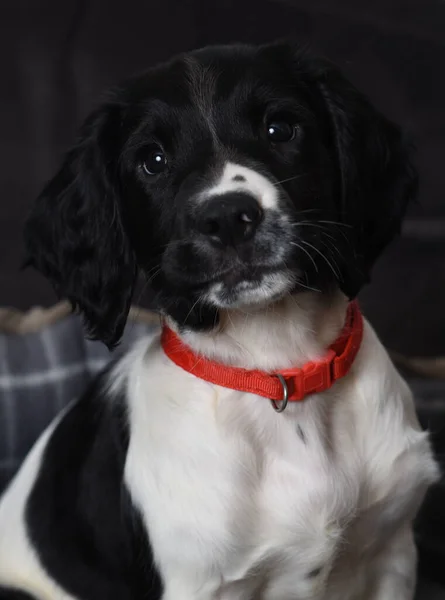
[0,305,159,491]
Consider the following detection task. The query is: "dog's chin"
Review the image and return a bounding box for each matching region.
[204,270,296,310]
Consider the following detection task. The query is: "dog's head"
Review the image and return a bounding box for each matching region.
[25,41,417,348]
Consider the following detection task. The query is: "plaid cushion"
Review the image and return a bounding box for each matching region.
[0,311,158,491]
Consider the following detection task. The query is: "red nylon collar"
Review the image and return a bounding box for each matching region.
[161,301,363,406]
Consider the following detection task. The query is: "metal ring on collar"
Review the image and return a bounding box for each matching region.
[270,374,289,413]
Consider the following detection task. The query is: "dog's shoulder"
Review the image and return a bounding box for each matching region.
[0,340,163,600]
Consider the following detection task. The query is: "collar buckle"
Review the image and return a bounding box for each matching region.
[300,349,336,397]
[273,349,337,410]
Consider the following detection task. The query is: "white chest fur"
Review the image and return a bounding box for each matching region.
[123,298,438,600]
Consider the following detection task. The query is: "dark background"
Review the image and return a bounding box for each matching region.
[1,0,445,357]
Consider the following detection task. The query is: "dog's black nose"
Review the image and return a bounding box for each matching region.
[196,193,263,246]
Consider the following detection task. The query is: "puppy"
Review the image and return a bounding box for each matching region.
[0,41,439,600]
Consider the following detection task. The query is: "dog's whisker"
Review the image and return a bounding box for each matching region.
[317,220,352,229]
[318,236,344,260]
[296,209,324,216]
[296,222,338,241]
[295,279,322,293]
[273,173,308,186]
[130,269,161,318]
[184,295,204,325]
[295,221,347,242]
[290,241,319,273]
[143,268,162,289]
[213,309,219,330]
[299,240,341,280]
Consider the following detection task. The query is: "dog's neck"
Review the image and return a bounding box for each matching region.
[172,291,349,372]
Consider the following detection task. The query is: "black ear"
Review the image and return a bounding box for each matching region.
[24,102,137,348]
[313,58,418,297]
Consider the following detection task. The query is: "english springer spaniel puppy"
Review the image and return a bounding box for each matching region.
[0,41,439,600]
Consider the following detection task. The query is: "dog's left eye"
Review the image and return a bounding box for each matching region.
[141,147,167,175]
[266,121,295,143]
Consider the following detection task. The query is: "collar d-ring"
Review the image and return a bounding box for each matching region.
[270,374,289,413]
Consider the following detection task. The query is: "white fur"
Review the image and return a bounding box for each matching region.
[203,162,280,210]
[0,293,439,600]
[205,271,295,310]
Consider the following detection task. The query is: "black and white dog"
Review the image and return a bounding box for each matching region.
[0,41,439,600]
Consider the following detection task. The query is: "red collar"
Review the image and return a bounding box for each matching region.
[161,301,363,411]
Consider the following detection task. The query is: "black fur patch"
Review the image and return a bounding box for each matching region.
[25,368,163,600]
[0,589,38,600]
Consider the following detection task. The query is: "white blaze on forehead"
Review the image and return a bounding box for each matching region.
[205,162,279,210]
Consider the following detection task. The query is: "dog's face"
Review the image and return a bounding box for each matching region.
[25,42,417,347]
[121,44,343,317]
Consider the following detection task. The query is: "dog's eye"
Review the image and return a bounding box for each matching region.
[266,121,295,143]
[142,148,167,175]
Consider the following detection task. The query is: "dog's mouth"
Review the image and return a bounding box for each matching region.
[204,265,296,309]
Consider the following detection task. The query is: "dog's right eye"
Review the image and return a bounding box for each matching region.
[142,147,167,175]
[266,120,295,143]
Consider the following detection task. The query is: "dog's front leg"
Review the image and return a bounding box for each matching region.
[368,526,417,600]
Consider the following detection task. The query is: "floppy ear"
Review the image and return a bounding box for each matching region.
[313,59,418,297]
[24,102,137,349]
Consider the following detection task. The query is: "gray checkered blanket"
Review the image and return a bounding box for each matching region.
[0,310,158,491]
